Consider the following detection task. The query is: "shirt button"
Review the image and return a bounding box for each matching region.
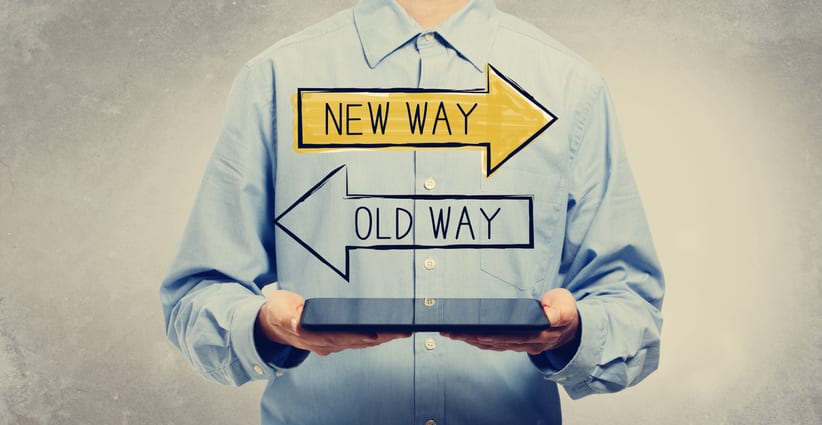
[424,338,436,351]
[424,33,434,42]
[275,371,285,377]
[253,365,264,375]
[424,177,437,190]
[423,257,436,270]
[425,420,437,425]
[555,376,567,382]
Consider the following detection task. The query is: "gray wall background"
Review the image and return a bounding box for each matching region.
[1,0,820,423]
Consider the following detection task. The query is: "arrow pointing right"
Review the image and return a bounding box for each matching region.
[295,64,558,177]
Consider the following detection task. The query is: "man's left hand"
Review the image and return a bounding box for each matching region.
[441,288,580,355]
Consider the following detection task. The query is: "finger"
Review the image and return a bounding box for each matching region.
[463,341,508,352]
[468,340,551,354]
[356,332,412,345]
[477,333,545,344]
[377,332,413,340]
[445,332,545,345]
[446,332,562,353]
[298,331,412,355]
[290,303,306,336]
[466,340,540,353]
[301,332,392,351]
[541,288,577,328]
[263,290,306,337]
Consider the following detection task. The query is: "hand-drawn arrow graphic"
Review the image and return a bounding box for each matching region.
[275,165,534,281]
[294,64,557,177]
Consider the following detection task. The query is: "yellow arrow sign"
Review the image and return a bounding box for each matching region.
[293,64,557,176]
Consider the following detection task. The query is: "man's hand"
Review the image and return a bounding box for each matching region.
[441,288,580,355]
[256,290,411,356]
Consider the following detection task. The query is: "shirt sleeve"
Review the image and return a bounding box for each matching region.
[530,78,665,399]
[160,64,308,387]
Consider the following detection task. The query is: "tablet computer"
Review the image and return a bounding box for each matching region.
[300,298,550,333]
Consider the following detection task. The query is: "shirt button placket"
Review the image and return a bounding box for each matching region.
[424,338,436,351]
[414,30,446,425]
[423,257,436,271]
[424,177,437,190]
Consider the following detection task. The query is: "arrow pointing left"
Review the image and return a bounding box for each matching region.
[275,165,534,281]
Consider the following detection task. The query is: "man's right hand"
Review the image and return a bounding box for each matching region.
[256,289,411,356]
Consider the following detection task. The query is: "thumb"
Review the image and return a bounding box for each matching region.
[541,288,577,328]
[266,290,305,336]
[291,303,304,336]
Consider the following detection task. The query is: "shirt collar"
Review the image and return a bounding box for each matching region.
[353,0,498,71]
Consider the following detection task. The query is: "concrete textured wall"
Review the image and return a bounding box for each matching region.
[1,0,819,424]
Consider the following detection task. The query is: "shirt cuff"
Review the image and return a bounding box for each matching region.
[528,299,606,399]
[229,296,309,381]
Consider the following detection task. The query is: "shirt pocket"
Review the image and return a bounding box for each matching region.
[479,166,565,295]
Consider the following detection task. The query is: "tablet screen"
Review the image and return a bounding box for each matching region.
[300,298,550,332]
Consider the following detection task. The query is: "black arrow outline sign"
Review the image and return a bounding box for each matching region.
[274,165,534,281]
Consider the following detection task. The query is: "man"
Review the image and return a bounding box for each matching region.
[161,1,664,424]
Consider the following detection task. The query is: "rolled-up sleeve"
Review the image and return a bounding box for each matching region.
[160,64,305,386]
[532,78,665,399]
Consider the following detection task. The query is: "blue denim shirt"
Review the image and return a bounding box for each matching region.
[161,1,664,424]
